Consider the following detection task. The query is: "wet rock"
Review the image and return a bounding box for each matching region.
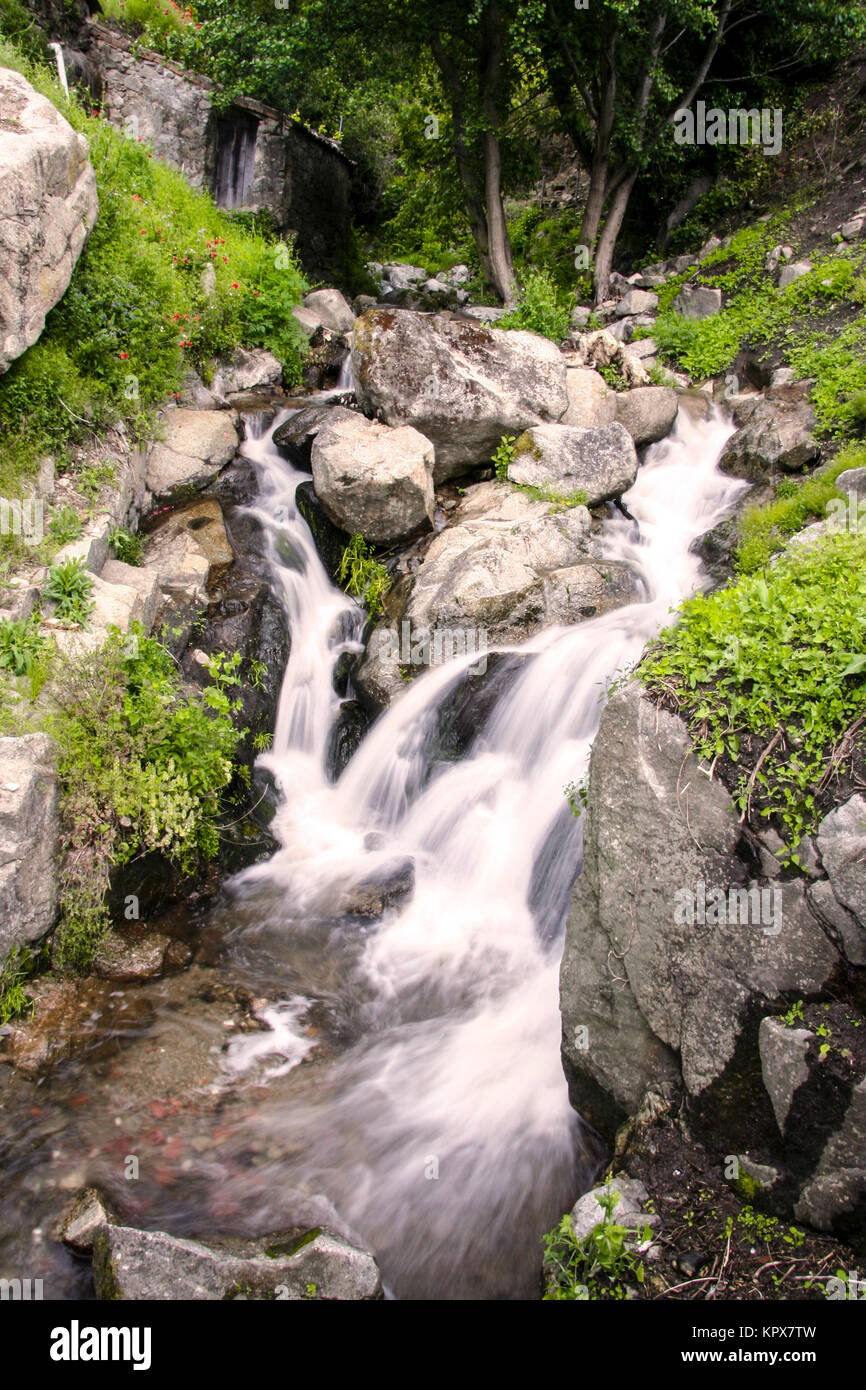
[273,403,357,464]
[143,497,234,600]
[508,422,637,504]
[311,410,436,544]
[352,308,568,481]
[145,411,239,502]
[0,977,154,1077]
[615,387,679,447]
[93,1224,383,1300]
[563,368,617,428]
[61,1188,114,1257]
[0,68,98,373]
[92,927,176,983]
[342,858,415,918]
[0,734,60,959]
[295,480,352,582]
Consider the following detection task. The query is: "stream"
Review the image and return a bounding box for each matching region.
[0,403,745,1300]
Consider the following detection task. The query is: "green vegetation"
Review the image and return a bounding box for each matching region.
[542,1182,652,1301]
[0,613,50,679]
[639,532,866,856]
[47,626,245,972]
[48,506,84,547]
[733,447,863,573]
[0,945,40,1026]
[43,558,94,627]
[492,434,517,481]
[497,269,571,343]
[337,535,391,615]
[109,527,145,566]
[0,35,307,520]
[100,0,194,39]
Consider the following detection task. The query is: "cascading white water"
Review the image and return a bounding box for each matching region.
[220,404,747,1298]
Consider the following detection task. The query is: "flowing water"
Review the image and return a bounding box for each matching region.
[0,402,746,1301]
[207,404,745,1298]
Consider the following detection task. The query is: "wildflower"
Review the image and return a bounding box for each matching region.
[231,282,239,289]
[120,352,128,360]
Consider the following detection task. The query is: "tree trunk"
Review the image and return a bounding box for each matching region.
[480,0,517,305]
[483,130,517,306]
[593,170,637,302]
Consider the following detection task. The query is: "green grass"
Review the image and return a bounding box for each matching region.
[639,531,866,856]
[734,446,865,573]
[0,37,308,521]
[100,0,194,38]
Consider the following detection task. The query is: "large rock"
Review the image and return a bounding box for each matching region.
[311,410,435,543]
[0,734,60,959]
[816,796,866,929]
[672,285,722,320]
[563,368,617,428]
[145,410,239,500]
[209,349,283,398]
[0,68,98,374]
[356,481,638,705]
[615,289,658,318]
[758,1017,813,1136]
[615,387,679,447]
[351,309,568,481]
[795,1076,866,1237]
[507,422,638,505]
[719,397,819,480]
[93,1224,383,1301]
[143,496,233,599]
[301,287,354,335]
[560,682,839,1141]
[273,403,357,464]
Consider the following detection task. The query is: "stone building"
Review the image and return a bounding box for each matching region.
[87,22,353,278]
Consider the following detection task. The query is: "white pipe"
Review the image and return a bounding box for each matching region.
[49,42,70,101]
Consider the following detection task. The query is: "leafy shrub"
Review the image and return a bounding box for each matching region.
[109,527,145,566]
[48,506,84,546]
[337,535,390,614]
[640,531,866,854]
[498,269,571,343]
[43,558,94,626]
[48,626,245,971]
[492,434,516,480]
[542,1183,652,1300]
[0,613,50,678]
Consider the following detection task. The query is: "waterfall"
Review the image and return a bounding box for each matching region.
[217,405,746,1298]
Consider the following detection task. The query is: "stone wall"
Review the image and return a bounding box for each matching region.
[87,23,352,277]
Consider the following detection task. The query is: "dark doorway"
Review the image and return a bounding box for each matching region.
[212,108,259,209]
